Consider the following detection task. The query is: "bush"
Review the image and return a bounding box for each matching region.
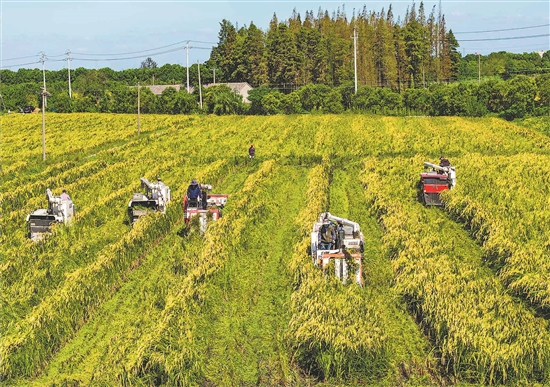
[323,89,344,114]
[261,92,283,115]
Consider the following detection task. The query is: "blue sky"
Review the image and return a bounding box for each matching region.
[1,0,549,71]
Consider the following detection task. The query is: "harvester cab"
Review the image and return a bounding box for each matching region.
[128,177,171,223]
[26,188,75,241]
[420,161,457,206]
[310,212,365,286]
[183,183,227,234]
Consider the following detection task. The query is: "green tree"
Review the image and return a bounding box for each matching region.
[281,91,302,114]
[261,92,283,115]
[159,87,179,114]
[266,20,299,86]
[204,85,244,115]
[404,19,429,88]
[248,85,278,115]
[535,74,550,114]
[140,57,158,69]
[211,19,238,81]
[502,75,536,120]
[298,84,331,111]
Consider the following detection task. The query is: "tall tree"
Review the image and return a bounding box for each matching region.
[245,22,268,85]
[211,19,238,81]
[140,57,157,69]
[404,19,428,88]
[266,21,299,87]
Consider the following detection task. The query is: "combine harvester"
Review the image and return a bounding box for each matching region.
[26,189,75,241]
[128,177,171,223]
[310,212,365,285]
[419,160,457,206]
[183,182,227,233]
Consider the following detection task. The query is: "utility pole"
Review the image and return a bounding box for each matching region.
[197,60,203,109]
[353,25,358,93]
[137,82,141,135]
[41,88,50,161]
[66,50,72,98]
[213,68,216,84]
[40,52,47,107]
[186,41,190,93]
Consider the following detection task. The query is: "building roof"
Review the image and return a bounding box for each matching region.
[143,85,182,95]
[134,82,253,102]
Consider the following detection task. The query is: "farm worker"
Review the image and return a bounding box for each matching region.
[187,180,201,200]
[249,144,255,159]
[319,222,336,250]
[60,189,71,201]
[337,220,345,249]
[439,156,450,167]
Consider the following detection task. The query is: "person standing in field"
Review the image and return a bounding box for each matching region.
[249,144,255,159]
[440,156,450,167]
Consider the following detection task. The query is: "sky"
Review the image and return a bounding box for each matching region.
[1,0,549,71]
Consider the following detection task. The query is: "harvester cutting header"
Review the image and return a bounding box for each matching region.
[419,157,456,206]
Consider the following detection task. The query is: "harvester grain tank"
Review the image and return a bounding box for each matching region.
[183,183,227,233]
[26,188,75,241]
[419,161,457,206]
[128,177,171,223]
[310,212,365,285]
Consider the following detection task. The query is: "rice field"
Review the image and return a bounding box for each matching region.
[1,113,549,386]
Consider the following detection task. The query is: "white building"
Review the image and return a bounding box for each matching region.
[139,82,253,103]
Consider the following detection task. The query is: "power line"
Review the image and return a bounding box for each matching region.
[2,53,40,62]
[2,60,41,68]
[458,33,549,42]
[454,23,550,34]
[72,47,185,61]
[463,43,547,52]
[71,40,215,56]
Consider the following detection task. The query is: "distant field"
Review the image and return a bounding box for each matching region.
[1,113,549,386]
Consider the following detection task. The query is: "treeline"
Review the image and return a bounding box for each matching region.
[3,75,548,120]
[247,76,550,119]
[0,62,212,88]
[210,3,460,90]
[460,52,550,81]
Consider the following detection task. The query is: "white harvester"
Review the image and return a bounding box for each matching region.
[310,212,365,285]
[128,177,171,223]
[26,188,75,241]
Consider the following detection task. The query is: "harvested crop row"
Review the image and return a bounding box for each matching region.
[443,153,550,310]
[361,155,550,384]
[86,160,279,385]
[21,157,242,386]
[287,162,388,381]
[0,201,181,380]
